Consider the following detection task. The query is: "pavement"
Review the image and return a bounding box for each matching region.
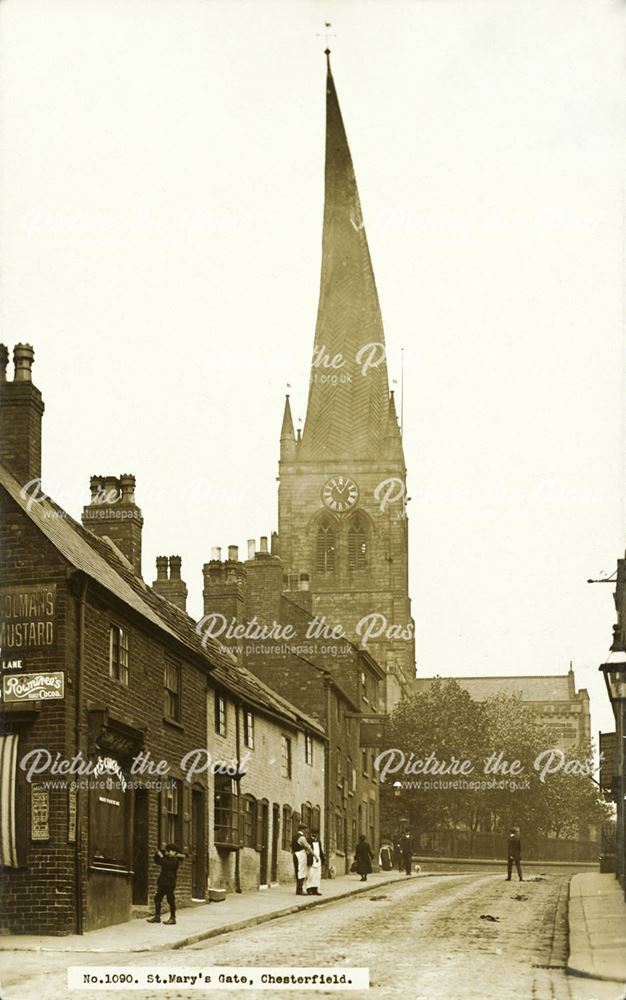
[568,872,626,983]
[0,868,443,954]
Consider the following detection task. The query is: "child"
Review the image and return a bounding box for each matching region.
[147,843,185,925]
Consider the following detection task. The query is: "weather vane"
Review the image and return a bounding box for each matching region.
[317,21,336,52]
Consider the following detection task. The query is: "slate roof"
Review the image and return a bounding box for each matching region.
[410,675,577,703]
[300,54,392,461]
[0,462,325,737]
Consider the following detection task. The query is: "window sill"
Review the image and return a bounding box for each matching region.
[163,716,184,730]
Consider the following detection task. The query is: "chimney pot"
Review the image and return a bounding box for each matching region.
[169,555,182,580]
[156,556,168,581]
[13,343,35,383]
[119,474,136,502]
[0,344,8,382]
[0,342,45,484]
[210,546,221,561]
[247,539,256,560]
[259,536,269,554]
[228,545,239,562]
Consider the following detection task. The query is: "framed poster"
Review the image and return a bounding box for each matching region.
[30,785,50,841]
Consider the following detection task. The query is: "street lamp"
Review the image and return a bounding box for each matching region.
[600,648,626,703]
[599,637,626,898]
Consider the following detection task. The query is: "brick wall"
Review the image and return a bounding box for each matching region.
[0,492,77,934]
[0,490,210,935]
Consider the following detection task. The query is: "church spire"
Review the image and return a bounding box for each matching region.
[300,52,391,461]
[385,390,405,462]
[279,394,296,460]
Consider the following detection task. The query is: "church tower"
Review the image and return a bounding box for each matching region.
[277,52,415,709]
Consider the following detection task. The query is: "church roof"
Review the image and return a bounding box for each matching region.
[300,52,391,461]
[410,674,578,703]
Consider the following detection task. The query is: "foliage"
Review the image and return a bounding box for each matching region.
[379,679,608,845]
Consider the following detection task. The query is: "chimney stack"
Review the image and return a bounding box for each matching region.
[152,555,188,612]
[202,548,247,658]
[0,343,45,486]
[81,474,144,577]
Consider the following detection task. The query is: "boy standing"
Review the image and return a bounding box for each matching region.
[147,843,185,925]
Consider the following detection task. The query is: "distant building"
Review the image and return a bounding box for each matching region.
[409,669,591,750]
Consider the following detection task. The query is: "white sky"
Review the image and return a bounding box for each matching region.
[1,0,624,738]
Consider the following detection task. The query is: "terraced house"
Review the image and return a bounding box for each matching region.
[0,344,323,934]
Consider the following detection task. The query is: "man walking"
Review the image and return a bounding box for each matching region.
[506,827,523,881]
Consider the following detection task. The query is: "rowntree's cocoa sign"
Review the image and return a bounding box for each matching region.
[2,671,64,702]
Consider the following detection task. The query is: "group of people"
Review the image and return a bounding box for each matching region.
[291,826,325,895]
[293,826,377,887]
[392,830,414,875]
[145,825,523,924]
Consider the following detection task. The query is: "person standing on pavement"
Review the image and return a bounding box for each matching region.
[291,825,314,895]
[393,832,403,872]
[147,843,185,925]
[354,834,374,882]
[305,831,325,896]
[401,830,413,875]
[506,827,523,881]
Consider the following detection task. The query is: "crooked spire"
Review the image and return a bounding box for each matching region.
[300,51,391,461]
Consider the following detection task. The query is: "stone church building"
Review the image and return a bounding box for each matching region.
[273,52,416,713]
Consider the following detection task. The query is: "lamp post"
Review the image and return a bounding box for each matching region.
[392,780,409,833]
[599,640,626,898]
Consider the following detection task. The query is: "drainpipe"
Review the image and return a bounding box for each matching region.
[74,574,88,935]
[234,700,242,893]
[324,676,332,876]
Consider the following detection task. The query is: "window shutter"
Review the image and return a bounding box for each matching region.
[255,802,263,852]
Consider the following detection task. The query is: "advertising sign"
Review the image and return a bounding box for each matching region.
[2,671,65,702]
[0,584,56,651]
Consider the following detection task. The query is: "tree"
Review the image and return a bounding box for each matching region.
[379,679,486,843]
[379,681,608,856]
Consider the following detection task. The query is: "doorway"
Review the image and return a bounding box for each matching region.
[191,789,206,899]
[258,799,269,886]
[132,789,149,906]
[271,803,280,883]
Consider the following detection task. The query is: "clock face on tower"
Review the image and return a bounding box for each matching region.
[322,476,359,513]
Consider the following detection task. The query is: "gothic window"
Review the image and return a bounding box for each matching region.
[316,518,336,573]
[348,515,368,570]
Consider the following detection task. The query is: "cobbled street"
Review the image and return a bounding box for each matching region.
[2,874,624,1000]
